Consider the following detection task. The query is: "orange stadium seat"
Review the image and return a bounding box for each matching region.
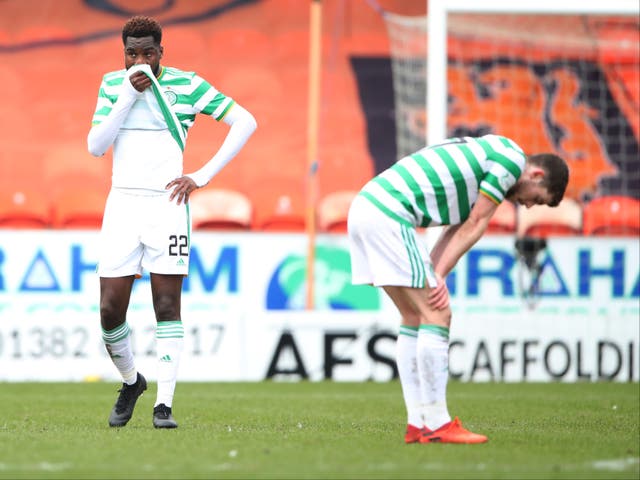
[517,198,583,238]
[582,195,640,236]
[253,179,306,232]
[48,172,109,229]
[317,190,357,233]
[258,208,306,232]
[0,189,52,229]
[487,200,517,234]
[189,188,253,231]
[52,188,106,229]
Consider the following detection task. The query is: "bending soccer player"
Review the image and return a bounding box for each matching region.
[87,16,257,428]
[347,135,568,443]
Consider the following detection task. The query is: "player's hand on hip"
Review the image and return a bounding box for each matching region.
[166,176,198,205]
[427,274,450,310]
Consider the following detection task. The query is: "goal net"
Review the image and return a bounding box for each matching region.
[380,1,639,203]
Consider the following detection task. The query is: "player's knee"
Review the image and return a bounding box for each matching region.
[153,294,180,321]
[427,307,452,328]
[402,311,422,326]
[100,303,126,330]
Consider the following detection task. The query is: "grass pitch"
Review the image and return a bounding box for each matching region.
[1,381,638,479]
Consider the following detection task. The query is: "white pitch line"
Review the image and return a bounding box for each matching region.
[591,457,640,471]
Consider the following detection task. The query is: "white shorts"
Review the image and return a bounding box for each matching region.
[97,188,191,277]
[347,195,436,288]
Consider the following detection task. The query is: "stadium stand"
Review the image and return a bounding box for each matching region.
[251,177,306,232]
[0,188,51,229]
[189,188,253,231]
[52,188,106,229]
[48,172,108,229]
[257,202,306,232]
[1,1,637,232]
[258,213,306,232]
[516,198,583,238]
[317,190,357,233]
[487,201,517,234]
[582,195,640,236]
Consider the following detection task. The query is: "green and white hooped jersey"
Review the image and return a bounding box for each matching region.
[91,66,235,132]
[359,135,525,228]
[90,66,235,191]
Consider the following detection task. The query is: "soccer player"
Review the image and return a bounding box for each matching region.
[347,135,568,443]
[87,16,257,428]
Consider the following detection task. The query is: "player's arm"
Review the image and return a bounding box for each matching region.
[87,73,141,157]
[430,224,461,268]
[184,104,257,188]
[426,195,498,309]
[167,103,257,205]
[432,194,498,279]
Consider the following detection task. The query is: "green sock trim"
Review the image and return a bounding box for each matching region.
[156,320,184,339]
[419,324,450,340]
[157,320,182,327]
[102,323,130,344]
[399,325,419,338]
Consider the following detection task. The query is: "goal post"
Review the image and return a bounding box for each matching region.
[379,0,639,202]
[376,0,639,251]
[427,0,640,146]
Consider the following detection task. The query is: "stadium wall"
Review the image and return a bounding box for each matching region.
[1,0,638,224]
[0,231,637,382]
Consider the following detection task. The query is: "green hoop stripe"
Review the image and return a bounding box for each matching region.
[476,138,522,178]
[156,321,184,339]
[411,153,450,224]
[436,147,470,221]
[359,192,413,227]
[399,325,419,338]
[419,324,450,339]
[102,323,131,344]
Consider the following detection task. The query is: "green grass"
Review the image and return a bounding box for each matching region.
[0,381,638,479]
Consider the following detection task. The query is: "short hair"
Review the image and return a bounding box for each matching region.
[122,16,162,45]
[527,153,569,207]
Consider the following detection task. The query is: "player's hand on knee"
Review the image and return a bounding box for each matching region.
[428,275,449,310]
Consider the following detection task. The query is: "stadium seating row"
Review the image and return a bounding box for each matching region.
[487,195,640,237]
[0,186,638,236]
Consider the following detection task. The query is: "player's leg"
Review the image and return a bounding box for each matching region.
[100,275,148,427]
[347,196,426,442]
[396,323,422,442]
[415,302,453,432]
[384,285,443,441]
[142,192,190,428]
[98,189,148,427]
[100,275,137,381]
[384,285,486,443]
[149,273,184,428]
[384,224,454,434]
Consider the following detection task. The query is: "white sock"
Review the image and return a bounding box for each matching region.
[102,322,137,385]
[397,325,423,428]
[417,325,452,431]
[155,321,184,408]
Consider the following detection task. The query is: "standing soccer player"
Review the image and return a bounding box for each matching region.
[87,16,257,428]
[347,135,568,443]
